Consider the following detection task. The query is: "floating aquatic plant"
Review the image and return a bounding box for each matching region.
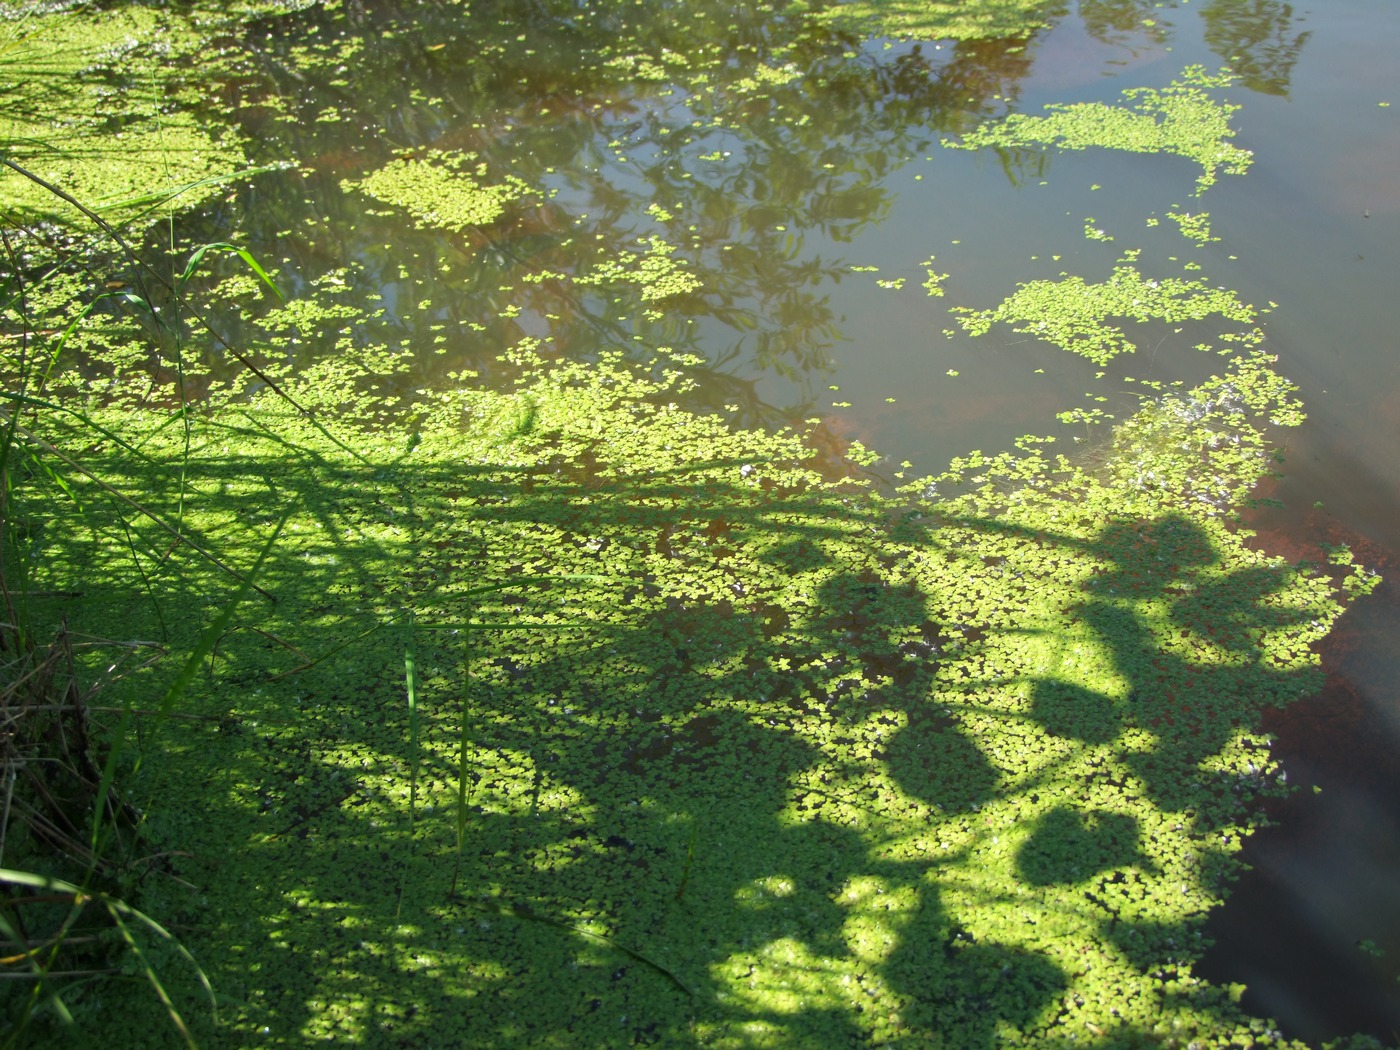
[952,263,1258,364]
[17,336,1362,1046]
[344,151,535,232]
[1169,209,1220,245]
[812,0,1059,41]
[1,2,1377,1045]
[0,7,251,225]
[949,66,1253,194]
[579,236,703,303]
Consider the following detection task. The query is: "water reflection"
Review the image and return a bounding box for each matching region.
[159,0,1061,430]
[1079,0,1170,48]
[1199,0,1309,97]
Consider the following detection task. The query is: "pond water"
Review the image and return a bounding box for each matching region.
[100,0,1400,1040]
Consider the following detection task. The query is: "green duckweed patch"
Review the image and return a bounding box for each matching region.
[1168,209,1220,245]
[344,152,538,233]
[953,262,1258,365]
[1,1,1383,1045]
[576,236,704,308]
[949,67,1254,194]
[0,5,249,226]
[811,0,1060,41]
[9,340,1367,1046]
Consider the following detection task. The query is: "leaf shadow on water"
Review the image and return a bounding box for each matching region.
[17,401,1348,1045]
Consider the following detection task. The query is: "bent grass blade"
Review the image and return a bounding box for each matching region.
[0,868,216,1049]
[174,242,284,303]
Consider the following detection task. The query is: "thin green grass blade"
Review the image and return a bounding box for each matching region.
[150,510,288,726]
[268,617,390,679]
[280,574,612,678]
[404,614,419,826]
[105,895,217,1033]
[0,903,77,1048]
[222,411,335,467]
[36,289,161,385]
[2,391,159,463]
[174,242,284,302]
[445,574,612,895]
[89,512,288,857]
[0,160,363,474]
[489,901,695,999]
[6,420,275,601]
[5,869,217,1038]
[104,903,198,1050]
[90,164,293,215]
[23,447,83,513]
[396,614,419,921]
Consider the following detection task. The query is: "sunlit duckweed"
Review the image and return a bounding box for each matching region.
[812,0,1060,41]
[948,66,1253,195]
[0,2,1376,1045]
[953,262,1258,365]
[16,337,1364,1046]
[0,7,251,225]
[344,151,537,232]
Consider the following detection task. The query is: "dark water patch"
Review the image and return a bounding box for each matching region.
[1201,632,1400,1042]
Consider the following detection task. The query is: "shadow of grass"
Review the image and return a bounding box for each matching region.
[4,366,1359,1045]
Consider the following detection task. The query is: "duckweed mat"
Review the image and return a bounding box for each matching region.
[0,0,1379,1045]
[11,344,1368,1046]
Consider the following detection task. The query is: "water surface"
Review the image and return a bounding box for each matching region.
[160,0,1400,1039]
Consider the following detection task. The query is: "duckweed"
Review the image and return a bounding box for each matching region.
[12,337,1361,1047]
[949,67,1253,194]
[344,152,536,232]
[578,236,704,304]
[813,0,1059,41]
[0,2,1375,1046]
[0,7,250,225]
[1169,209,1221,245]
[953,263,1258,364]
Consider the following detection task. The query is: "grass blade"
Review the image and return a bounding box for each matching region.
[487,900,695,999]
[90,511,288,857]
[174,242,284,302]
[404,614,419,826]
[0,869,215,1047]
[6,420,276,602]
[104,904,197,1049]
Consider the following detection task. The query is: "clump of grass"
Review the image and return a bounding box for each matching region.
[0,458,214,1043]
[0,151,292,1045]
